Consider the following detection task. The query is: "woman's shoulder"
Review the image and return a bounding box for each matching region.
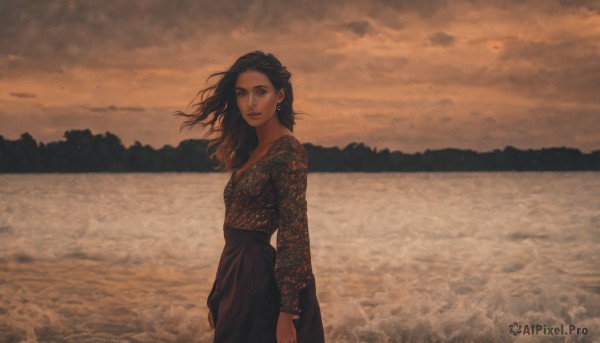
[274,135,306,153]
[271,135,308,164]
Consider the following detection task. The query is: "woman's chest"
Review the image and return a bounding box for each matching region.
[224,164,276,204]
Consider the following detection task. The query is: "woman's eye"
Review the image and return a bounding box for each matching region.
[236,90,245,96]
[257,89,267,95]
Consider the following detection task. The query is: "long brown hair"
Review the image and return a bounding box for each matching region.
[175,51,297,171]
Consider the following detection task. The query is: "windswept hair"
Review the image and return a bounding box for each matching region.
[175,51,297,171]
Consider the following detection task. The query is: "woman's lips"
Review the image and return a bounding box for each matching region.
[248,112,261,118]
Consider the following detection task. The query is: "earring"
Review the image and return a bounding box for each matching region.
[276,103,281,111]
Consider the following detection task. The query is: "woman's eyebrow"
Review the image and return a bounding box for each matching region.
[235,85,269,90]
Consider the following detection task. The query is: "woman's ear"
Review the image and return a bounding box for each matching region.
[277,89,285,103]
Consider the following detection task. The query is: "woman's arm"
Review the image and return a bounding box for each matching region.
[271,143,314,316]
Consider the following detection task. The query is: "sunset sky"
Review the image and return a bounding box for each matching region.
[1,0,599,153]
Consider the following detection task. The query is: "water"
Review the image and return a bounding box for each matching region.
[0,172,598,343]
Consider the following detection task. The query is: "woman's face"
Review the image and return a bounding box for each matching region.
[235,70,284,129]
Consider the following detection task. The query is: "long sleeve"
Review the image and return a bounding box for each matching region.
[271,144,313,315]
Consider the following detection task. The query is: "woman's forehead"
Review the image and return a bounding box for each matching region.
[235,70,273,88]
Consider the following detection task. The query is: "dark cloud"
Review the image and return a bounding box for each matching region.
[121,106,145,112]
[89,105,145,112]
[498,39,600,104]
[0,1,235,72]
[436,98,454,107]
[372,0,449,18]
[285,51,347,74]
[398,34,600,106]
[9,92,37,98]
[343,20,373,36]
[473,0,600,13]
[499,39,594,64]
[429,32,455,46]
[0,0,483,73]
[364,113,389,119]
[556,0,600,12]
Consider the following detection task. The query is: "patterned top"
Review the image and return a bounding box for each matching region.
[223,134,314,315]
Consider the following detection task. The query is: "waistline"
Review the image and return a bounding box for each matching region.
[223,225,271,246]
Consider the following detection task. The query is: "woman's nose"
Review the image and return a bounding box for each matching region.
[248,93,256,107]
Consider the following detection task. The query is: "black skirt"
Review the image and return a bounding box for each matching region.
[207,226,325,343]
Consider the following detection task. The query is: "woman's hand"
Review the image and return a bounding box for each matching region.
[277,312,297,343]
[208,309,215,330]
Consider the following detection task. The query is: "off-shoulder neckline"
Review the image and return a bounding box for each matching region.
[232,134,295,181]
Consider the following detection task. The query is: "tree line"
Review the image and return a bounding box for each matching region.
[0,129,598,173]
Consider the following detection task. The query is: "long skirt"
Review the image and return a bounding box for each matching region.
[207,226,325,343]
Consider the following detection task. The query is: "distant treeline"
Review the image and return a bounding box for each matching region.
[0,129,598,173]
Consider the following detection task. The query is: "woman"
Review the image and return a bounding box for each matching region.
[176,51,325,343]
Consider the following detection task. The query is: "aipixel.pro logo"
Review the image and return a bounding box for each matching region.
[509,322,589,336]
